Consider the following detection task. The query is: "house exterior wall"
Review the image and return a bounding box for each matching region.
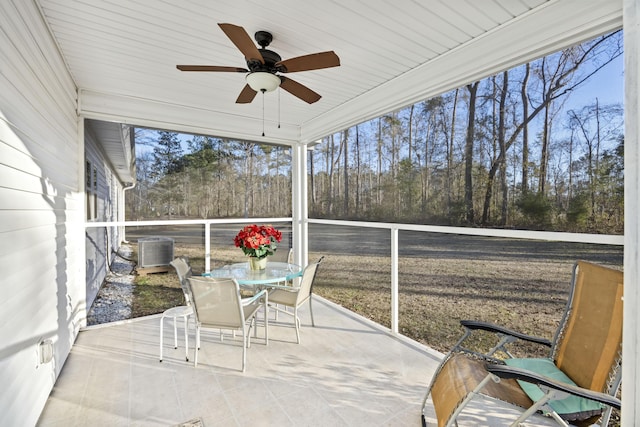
[0,1,84,425]
[84,124,123,307]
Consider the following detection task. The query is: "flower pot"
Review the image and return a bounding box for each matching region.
[249,256,267,271]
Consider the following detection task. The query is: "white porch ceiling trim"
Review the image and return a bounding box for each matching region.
[79,88,302,145]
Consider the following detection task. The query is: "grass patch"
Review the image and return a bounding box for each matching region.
[132,283,185,317]
[131,269,186,317]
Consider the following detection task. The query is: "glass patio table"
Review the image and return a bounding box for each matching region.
[203,261,303,292]
[201,261,302,345]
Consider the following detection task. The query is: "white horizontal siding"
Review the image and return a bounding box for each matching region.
[84,125,123,306]
[0,210,55,234]
[0,1,82,426]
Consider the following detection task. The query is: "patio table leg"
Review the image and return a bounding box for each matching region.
[265,295,269,345]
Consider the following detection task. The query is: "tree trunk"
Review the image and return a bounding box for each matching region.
[521,63,530,194]
[408,105,414,211]
[593,98,600,221]
[355,125,361,216]
[538,104,550,194]
[408,105,414,164]
[448,89,458,216]
[327,134,335,215]
[377,118,382,205]
[499,72,509,225]
[481,73,508,225]
[343,128,349,216]
[464,82,479,224]
[309,149,316,213]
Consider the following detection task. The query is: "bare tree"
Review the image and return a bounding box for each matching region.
[464,82,480,223]
[568,101,624,222]
[521,63,531,194]
[480,31,622,222]
[354,125,361,216]
[309,146,316,212]
[497,71,509,225]
[151,131,182,219]
[343,128,350,216]
[447,90,459,216]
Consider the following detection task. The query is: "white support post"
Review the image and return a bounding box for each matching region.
[391,228,399,334]
[204,222,211,273]
[291,143,309,267]
[623,1,639,425]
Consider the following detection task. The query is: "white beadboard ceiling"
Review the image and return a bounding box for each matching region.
[36,0,622,147]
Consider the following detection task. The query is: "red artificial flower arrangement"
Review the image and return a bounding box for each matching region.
[234,224,282,259]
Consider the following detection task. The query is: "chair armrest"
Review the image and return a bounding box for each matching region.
[242,289,268,305]
[461,320,552,347]
[267,284,301,292]
[485,363,621,410]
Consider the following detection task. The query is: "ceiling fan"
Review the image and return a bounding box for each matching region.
[177,23,340,104]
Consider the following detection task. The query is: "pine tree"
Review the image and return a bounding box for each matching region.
[151,131,183,218]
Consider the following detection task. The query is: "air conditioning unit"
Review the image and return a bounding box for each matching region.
[138,237,174,268]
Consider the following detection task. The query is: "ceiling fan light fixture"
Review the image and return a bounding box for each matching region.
[246,72,280,92]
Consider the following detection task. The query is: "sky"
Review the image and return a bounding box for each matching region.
[564,54,624,109]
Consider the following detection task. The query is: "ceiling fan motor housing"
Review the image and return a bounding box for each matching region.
[248,49,282,73]
[254,31,273,48]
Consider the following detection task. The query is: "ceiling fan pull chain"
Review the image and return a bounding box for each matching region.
[261,90,265,137]
[278,88,281,129]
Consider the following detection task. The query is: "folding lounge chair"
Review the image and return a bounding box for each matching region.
[421,260,623,427]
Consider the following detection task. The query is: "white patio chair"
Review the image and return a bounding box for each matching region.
[267,257,323,344]
[159,257,194,362]
[188,276,268,372]
[269,247,293,264]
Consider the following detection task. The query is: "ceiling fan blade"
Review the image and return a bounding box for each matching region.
[236,84,258,104]
[218,23,264,64]
[279,76,321,104]
[276,51,340,73]
[177,65,248,72]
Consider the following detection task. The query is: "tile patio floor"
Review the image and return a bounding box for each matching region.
[37,296,442,426]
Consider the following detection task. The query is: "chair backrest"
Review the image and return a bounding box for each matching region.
[270,247,293,263]
[553,261,623,394]
[170,257,193,304]
[188,276,244,330]
[296,260,321,305]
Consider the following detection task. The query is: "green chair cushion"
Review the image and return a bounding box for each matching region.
[504,358,604,421]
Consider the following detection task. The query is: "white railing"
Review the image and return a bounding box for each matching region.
[87,217,292,272]
[88,217,623,335]
[307,218,623,335]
